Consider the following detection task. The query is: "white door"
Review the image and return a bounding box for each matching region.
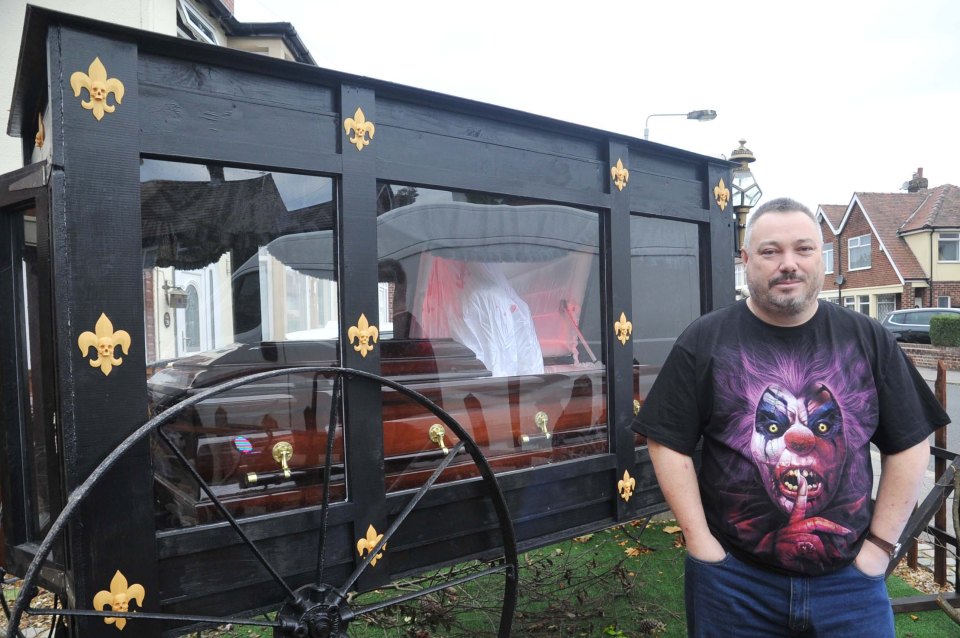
[175,269,212,355]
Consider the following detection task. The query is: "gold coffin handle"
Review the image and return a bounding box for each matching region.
[428,424,449,454]
[272,441,294,479]
[521,411,551,444]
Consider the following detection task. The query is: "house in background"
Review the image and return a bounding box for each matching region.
[2,0,314,172]
[817,168,960,322]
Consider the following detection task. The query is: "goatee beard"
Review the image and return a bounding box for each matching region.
[747,273,822,317]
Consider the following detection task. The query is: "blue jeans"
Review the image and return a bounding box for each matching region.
[684,552,894,637]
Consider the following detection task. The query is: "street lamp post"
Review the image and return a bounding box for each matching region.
[730,139,762,255]
[643,109,717,140]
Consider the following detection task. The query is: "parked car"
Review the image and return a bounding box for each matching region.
[880,307,960,343]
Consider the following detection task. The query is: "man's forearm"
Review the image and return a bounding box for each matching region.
[647,439,724,559]
[872,439,931,544]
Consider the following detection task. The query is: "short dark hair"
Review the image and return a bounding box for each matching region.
[743,197,821,249]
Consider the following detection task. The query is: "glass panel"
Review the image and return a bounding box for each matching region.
[21,209,53,537]
[376,184,606,492]
[141,160,342,529]
[630,215,701,445]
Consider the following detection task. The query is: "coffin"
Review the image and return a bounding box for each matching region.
[148,337,646,529]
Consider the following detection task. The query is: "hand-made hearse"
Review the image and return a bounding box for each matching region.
[0,7,735,636]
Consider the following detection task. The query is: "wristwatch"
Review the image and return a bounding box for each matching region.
[865,530,901,559]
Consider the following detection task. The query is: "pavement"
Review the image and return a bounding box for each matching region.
[916,366,960,385]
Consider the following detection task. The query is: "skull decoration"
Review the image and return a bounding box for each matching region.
[70,57,125,121]
[343,107,376,151]
[356,524,387,567]
[617,470,636,502]
[93,570,145,631]
[714,178,730,211]
[91,81,107,102]
[78,313,132,376]
[348,313,379,358]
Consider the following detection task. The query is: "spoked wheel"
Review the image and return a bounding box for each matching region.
[7,366,518,638]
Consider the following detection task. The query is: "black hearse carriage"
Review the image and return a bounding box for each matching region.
[0,7,734,636]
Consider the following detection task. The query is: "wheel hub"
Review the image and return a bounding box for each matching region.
[275,584,351,638]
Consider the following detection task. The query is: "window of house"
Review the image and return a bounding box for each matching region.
[848,234,871,270]
[938,233,960,262]
[843,296,855,310]
[823,242,834,273]
[178,0,221,45]
[877,294,896,323]
[938,296,951,308]
[857,295,870,315]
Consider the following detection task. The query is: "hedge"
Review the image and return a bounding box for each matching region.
[930,314,960,347]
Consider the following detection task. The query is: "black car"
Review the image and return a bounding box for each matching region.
[880,307,960,343]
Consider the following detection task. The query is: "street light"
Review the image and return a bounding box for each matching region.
[730,139,762,254]
[643,109,717,140]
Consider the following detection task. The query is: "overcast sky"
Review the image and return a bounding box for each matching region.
[236,0,959,212]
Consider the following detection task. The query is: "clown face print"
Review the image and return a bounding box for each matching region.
[751,382,846,518]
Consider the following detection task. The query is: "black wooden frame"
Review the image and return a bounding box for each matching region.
[3,7,734,636]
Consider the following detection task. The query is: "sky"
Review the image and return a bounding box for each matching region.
[235,0,960,212]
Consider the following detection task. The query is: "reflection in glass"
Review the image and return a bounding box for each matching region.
[376,184,607,491]
[630,215,701,445]
[140,160,342,528]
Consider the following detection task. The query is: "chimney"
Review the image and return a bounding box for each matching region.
[907,167,928,193]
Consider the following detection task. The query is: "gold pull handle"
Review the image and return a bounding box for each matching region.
[428,424,449,454]
[522,411,551,444]
[634,399,641,416]
[272,441,293,479]
[534,411,550,438]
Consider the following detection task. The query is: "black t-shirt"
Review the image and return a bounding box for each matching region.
[632,300,949,575]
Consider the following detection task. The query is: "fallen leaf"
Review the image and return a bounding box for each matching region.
[663,525,682,534]
[574,534,594,543]
[910,614,919,621]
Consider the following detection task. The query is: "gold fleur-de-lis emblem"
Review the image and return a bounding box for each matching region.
[92,570,145,631]
[614,312,633,346]
[78,313,131,376]
[610,158,629,192]
[343,107,375,151]
[356,524,386,566]
[347,313,379,357]
[617,470,636,502]
[714,178,730,211]
[70,57,125,121]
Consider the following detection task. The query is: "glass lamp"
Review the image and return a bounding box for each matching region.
[730,139,762,253]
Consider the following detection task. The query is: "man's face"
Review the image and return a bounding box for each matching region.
[742,211,824,323]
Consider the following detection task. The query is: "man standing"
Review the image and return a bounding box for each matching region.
[632,197,948,636]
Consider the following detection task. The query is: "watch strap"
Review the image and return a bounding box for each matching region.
[865,530,899,558]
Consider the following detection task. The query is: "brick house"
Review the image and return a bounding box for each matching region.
[817,169,960,322]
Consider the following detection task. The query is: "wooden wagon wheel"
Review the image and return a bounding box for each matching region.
[6,367,518,638]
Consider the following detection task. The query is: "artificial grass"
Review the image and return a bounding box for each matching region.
[11,520,950,637]
[342,520,960,637]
